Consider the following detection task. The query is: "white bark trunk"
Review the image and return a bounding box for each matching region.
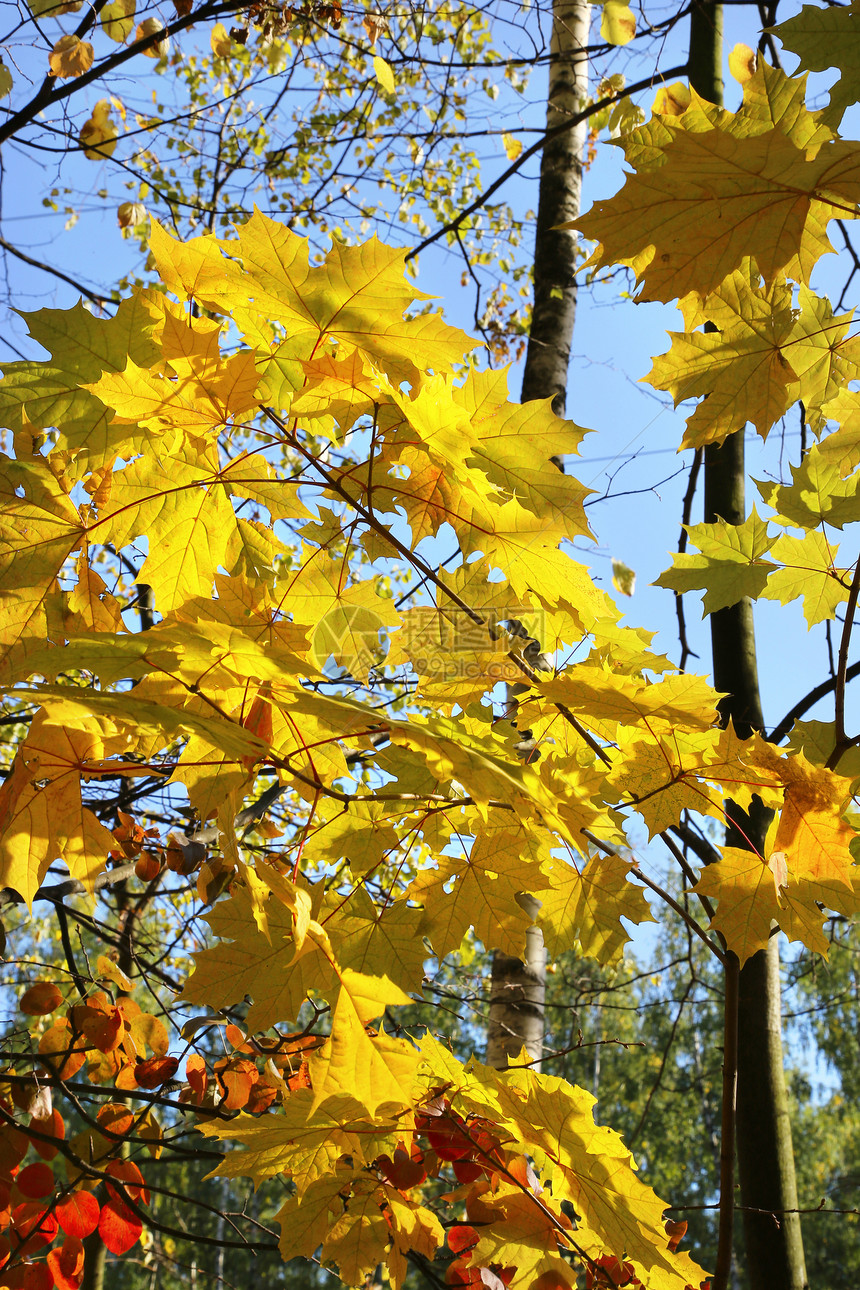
[485,0,591,1074]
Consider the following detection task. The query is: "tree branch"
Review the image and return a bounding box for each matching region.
[405,65,689,261]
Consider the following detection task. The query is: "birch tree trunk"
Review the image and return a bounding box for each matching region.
[520,0,591,417]
[485,0,591,1071]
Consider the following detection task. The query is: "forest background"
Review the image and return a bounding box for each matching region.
[2,0,860,1289]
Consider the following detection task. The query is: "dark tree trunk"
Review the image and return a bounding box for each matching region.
[689,7,808,1286]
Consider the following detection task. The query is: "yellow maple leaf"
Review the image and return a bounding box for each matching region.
[757,438,860,530]
[0,713,118,908]
[273,1166,441,1290]
[699,749,860,956]
[88,349,259,436]
[771,0,860,129]
[198,1090,401,1193]
[308,969,417,1116]
[694,845,782,964]
[147,220,228,306]
[574,96,860,302]
[0,458,88,603]
[309,800,399,875]
[149,212,476,391]
[541,665,720,739]
[95,444,245,611]
[273,1167,364,1265]
[536,851,654,963]
[818,387,860,476]
[181,877,425,1032]
[409,822,548,959]
[647,273,860,447]
[0,293,162,462]
[759,530,848,625]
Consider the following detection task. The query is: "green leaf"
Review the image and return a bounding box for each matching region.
[653,509,776,613]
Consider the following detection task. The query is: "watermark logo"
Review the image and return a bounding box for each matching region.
[398,606,549,683]
[311,603,550,684]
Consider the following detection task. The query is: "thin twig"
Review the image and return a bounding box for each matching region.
[405,65,689,260]
[675,448,702,671]
[769,660,860,747]
[827,554,860,769]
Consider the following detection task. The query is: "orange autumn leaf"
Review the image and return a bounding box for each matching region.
[47,1236,85,1290]
[29,1112,64,1163]
[133,1057,179,1089]
[19,985,62,1017]
[213,1057,257,1111]
[104,1160,149,1207]
[96,1104,134,1138]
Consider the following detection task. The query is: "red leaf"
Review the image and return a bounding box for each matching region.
[47,1237,84,1290]
[180,1054,208,1106]
[10,1202,58,1256]
[14,1166,54,1201]
[665,1218,687,1253]
[446,1267,479,1287]
[0,1127,28,1176]
[55,1192,99,1241]
[377,1148,427,1192]
[98,1199,142,1256]
[427,1116,472,1161]
[0,1261,53,1290]
[448,1225,478,1256]
[584,1258,634,1289]
[133,1057,178,1089]
[536,1274,576,1290]
[104,1160,148,1208]
[452,1158,483,1185]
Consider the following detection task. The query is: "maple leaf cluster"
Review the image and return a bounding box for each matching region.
[0,32,859,1286]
